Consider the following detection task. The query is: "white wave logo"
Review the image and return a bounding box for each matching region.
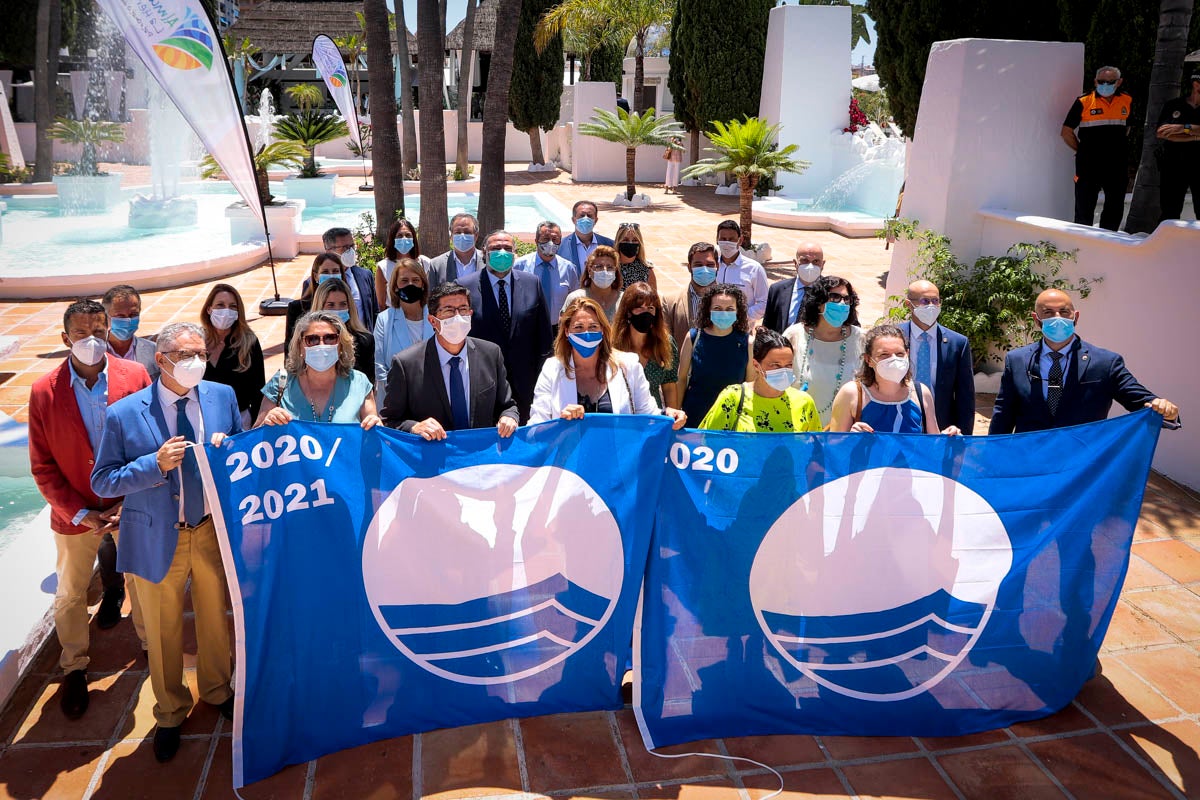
[363,465,623,685]
[749,468,1012,701]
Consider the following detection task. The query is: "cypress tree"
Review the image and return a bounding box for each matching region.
[688,0,775,127]
[509,0,564,165]
[667,0,702,162]
[588,40,625,87]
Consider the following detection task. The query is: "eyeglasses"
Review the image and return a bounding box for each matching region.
[302,334,340,346]
[1096,79,1118,86]
[434,306,473,319]
[165,350,208,360]
[617,222,641,230]
[329,243,353,253]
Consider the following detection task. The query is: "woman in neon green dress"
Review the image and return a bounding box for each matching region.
[699,328,821,433]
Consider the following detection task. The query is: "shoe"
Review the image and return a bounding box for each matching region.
[153,725,182,763]
[96,588,124,630]
[60,670,89,719]
[216,696,234,721]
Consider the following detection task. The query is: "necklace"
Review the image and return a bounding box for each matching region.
[797,326,849,417]
[302,374,336,422]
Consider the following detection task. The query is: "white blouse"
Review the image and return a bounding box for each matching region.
[529,350,661,423]
[782,323,865,427]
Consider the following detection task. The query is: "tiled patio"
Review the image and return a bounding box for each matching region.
[1,168,1198,799]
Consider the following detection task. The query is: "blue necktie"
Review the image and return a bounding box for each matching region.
[539,261,556,311]
[789,285,805,326]
[174,398,205,526]
[916,330,933,392]
[449,355,470,431]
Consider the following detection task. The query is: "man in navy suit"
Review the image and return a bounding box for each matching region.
[897,280,977,432]
[559,200,614,272]
[322,227,379,330]
[460,231,553,422]
[764,241,826,333]
[990,289,1179,434]
[91,322,241,763]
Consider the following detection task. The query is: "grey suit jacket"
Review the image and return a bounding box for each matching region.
[426,249,486,288]
[380,336,519,432]
[110,336,160,380]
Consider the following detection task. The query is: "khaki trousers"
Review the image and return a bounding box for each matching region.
[54,529,147,672]
[131,517,233,727]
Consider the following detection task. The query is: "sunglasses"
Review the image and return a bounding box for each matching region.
[617,222,641,230]
[303,333,340,346]
[1096,79,1117,86]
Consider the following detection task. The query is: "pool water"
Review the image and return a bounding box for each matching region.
[0,474,44,556]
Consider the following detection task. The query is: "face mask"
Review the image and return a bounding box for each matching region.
[166,354,206,389]
[329,309,351,323]
[1040,316,1075,343]
[718,240,740,259]
[591,269,617,288]
[575,217,595,235]
[822,300,851,328]
[875,355,910,384]
[71,335,107,367]
[629,312,655,333]
[394,236,414,255]
[618,241,640,258]
[397,284,425,305]
[912,304,941,327]
[710,310,737,330]
[691,266,717,287]
[452,233,476,253]
[796,262,822,284]
[1096,82,1117,98]
[339,248,357,268]
[304,344,340,373]
[109,316,140,341]
[537,241,559,259]
[436,314,472,345]
[762,367,795,391]
[210,309,239,330]
[568,330,604,358]
[317,273,339,285]
[488,250,515,273]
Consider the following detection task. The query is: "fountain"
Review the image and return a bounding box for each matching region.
[128,78,199,228]
[254,89,275,153]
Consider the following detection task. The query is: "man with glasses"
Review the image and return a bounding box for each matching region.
[1061,66,1133,231]
[896,279,976,433]
[989,289,1179,434]
[91,322,242,763]
[764,241,826,333]
[321,227,379,329]
[516,221,580,316]
[380,282,519,438]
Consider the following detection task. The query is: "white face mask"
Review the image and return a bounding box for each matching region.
[796,262,822,284]
[718,240,740,259]
[166,354,206,389]
[912,304,941,327]
[591,269,616,289]
[71,335,107,367]
[762,367,795,391]
[436,314,472,345]
[304,344,340,372]
[339,247,357,268]
[210,309,239,330]
[874,355,910,384]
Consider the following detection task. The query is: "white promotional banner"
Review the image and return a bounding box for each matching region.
[311,35,361,150]
[94,0,264,225]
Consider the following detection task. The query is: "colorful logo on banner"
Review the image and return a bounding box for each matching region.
[152,11,214,71]
[311,34,360,149]
[327,69,347,88]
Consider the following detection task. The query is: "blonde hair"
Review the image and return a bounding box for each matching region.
[312,277,367,334]
[285,311,355,377]
[200,283,258,372]
[387,257,430,309]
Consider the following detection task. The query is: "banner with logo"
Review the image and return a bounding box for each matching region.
[311,34,361,151]
[200,417,674,787]
[95,0,263,224]
[634,410,1161,748]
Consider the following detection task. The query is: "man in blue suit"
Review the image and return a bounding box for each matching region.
[990,289,1179,434]
[460,231,553,422]
[92,322,241,763]
[897,280,977,433]
[559,200,614,272]
[322,227,379,330]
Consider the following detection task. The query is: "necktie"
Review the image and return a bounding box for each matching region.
[174,398,205,526]
[916,330,933,392]
[1047,351,1064,416]
[497,278,511,335]
[449,355,470,430]
[789,285,804,326]
[539,262,556,311]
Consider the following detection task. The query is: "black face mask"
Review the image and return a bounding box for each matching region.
[629,312,656,333]
[396,284,426,305]
[618,241,641,258]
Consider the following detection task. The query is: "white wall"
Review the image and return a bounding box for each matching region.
[759,4,850,197]
[570,81,675,185]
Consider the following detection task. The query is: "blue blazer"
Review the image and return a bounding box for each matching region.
[988,337,1171,435]
[91,380,243,583]
[898,320,975,432]
[559,231,614,271]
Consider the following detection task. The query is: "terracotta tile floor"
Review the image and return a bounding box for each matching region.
[2,168,1199,799]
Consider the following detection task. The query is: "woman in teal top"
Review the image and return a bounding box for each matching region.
[256,311,381,429]
[700,328,821,432]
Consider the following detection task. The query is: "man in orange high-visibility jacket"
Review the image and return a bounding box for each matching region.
[1061,65,1133,231]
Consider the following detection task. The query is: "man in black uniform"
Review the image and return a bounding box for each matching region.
[1156,71,1200,223]
[1061,66,1133,231]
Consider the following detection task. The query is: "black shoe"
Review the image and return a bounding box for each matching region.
[96,589,124,630]
[217,696,234,721]
[153,725,182,763]
[60,670,89,719]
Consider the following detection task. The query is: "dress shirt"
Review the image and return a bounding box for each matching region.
[912,324,940,388]
[434,338,471,406]
[69,358,110,524]
[518,253,579,314]
[454,251,479,278]
[488,272,512,312]
[716,255,769,319]
[1037,340,1074,401]
[688,284,702,320]
[787,281,809,327]
[344,272,369,324]
[156,381,208,521]
[573,233,600,265]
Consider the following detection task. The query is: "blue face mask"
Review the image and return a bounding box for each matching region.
[692,266,718,287]
[710,310,738,330]
[452,233,476,253]
[317,273,339,285]
[1040,316,1075,343]
[1096,82,1117,98]
[575,216,595,235]
[329,309,351,323]
[568,330,604,358]
[488,250,515,273]
[394,236,414,255]
[822,300,851,328]
[109,316,140,341]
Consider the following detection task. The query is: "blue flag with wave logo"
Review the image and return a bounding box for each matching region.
[200,416,673,787]
[634,411,1162,747]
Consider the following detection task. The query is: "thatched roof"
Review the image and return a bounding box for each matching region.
[227,1,417,56]
[445,0,498,51]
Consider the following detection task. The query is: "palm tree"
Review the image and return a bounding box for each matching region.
[478,0,523,237]
[416,0,449,255]
[284,83,324,113]
[223,35,260,113]
[682,117,809,246]
[46,118,127,177]
[34,0,62,182]
[199,141,308,204]
[1125,0,1195,233]
[365,0,405,235]
[455,0,479,180]
[535,3,622,80]
[578,107,684,200]
[273,111,349,177]
[334,15,368,113]
[393,2,420,177]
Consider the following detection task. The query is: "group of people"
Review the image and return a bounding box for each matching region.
[28,199,1181,764]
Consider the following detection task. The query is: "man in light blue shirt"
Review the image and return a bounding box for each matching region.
[516,221,580,317]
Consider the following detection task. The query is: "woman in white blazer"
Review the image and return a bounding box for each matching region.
[530,296,687,428]
[373,257,435,394]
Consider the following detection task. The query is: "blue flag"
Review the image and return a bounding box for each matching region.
[200,416,674,787]
[634,411,1162,748]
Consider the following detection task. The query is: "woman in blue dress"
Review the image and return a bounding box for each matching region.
[676,283,755,425]
[373,257,434,395]
[829,324,962,435]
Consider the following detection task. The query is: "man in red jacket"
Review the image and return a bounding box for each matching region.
[28,299,151,719]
